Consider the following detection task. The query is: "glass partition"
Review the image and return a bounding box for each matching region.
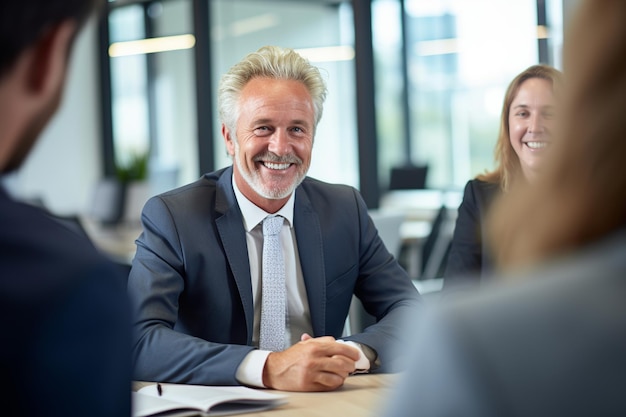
[373,0,563,190]
[108,0,198,195]
[103,0,564,206]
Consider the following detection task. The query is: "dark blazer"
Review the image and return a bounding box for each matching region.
[444,179,500,287]
[0,186,131,417]
[382,228,626,417]
[128,166,420,385]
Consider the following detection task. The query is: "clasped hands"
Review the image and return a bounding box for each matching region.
[262,333,364,392]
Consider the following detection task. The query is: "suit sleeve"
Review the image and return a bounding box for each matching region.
[127,195,254,385]
[30,261,132,417]
[2,228,132,416]
[340,189,421,372]
[443,181,484,286]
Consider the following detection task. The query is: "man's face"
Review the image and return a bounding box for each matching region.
[224,77,315,211]
[1,86,63,173]
[0,21,74,174]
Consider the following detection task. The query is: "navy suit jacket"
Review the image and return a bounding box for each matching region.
[444,179,500,288]
[128,166,420,385]
[0,186,131,417]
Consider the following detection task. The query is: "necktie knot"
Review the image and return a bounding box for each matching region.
[263,215,283,237]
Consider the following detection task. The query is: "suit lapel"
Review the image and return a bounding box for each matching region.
[293,187,326,337]
[214,167,255,344]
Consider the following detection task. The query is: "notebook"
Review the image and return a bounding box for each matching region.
[132,383,288,417]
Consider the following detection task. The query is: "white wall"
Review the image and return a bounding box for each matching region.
[8,17,102,216]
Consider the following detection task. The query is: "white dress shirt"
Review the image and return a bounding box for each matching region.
[231,176,369,387]
[232,177,313,386]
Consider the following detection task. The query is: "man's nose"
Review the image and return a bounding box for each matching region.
[268,130,292,155]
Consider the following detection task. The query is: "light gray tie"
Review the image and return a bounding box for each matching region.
[260,215,286,351]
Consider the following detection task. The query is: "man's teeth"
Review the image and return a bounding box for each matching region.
[264,162,290,170]
[526,141,548,149]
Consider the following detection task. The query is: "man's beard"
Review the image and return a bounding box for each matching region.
[2,83,63,174]
[233,144,307,200]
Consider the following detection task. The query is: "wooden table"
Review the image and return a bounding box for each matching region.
[134,373,397,416]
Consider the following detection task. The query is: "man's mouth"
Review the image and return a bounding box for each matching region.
[262,161,291,170]
[255,151,302,171]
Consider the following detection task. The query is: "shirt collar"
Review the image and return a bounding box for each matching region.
[232,173,295,232]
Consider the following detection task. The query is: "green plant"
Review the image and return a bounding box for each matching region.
[116,151,149,183]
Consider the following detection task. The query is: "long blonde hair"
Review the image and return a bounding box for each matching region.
[488,0,626,269]
[477,64,563,192]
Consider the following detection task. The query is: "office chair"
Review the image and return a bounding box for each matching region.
[346,210,406,335]
[367,210,405,258]
[419,205,453,281]
[89,178,125,225]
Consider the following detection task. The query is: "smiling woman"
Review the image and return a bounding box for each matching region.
[442,64,563,286]
[507,77,557,183]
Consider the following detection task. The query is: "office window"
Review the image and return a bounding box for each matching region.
[108,0,198,193]
[101,0,564,207]
[105,0,358,190]
[373,0,563,190]
[108,5,149,171]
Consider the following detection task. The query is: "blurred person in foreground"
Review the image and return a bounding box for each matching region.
[381,0,626,416]
[0,1,131,416]
[127,45,420,392]
[444,64,563,286]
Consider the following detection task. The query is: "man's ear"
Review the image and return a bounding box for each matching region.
[26,20,77,98]
[222,124,236,156]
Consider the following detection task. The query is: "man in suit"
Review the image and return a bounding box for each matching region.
[0,1,131,416]
[128,45,420,392]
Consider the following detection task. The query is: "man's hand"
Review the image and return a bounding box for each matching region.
[262,335,360,391]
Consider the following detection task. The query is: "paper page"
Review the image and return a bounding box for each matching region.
[132,391,201,417]
[133,384,287,416]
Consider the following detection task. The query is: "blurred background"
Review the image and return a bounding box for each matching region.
[1,0,582,280]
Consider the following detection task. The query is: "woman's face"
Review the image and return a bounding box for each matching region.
[508,77,556,183]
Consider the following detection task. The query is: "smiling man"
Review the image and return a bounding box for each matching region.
[127,46,420,392]
[227,77,312,209]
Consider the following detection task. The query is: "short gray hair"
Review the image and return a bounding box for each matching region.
[218,45,327,135]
